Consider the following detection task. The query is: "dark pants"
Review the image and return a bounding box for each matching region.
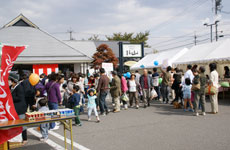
[154,86,161,100]
[174,86,183,103]
[99,91,108,114]
[162,85,169,103]
[48,101,58,129]
[73,106,81,125]
[19,114,27,141]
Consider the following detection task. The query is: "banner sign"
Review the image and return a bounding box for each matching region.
[0,45,25,144]
[33,64,59,75]
[122,44,142,58]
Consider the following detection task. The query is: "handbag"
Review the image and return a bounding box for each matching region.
[192,83,200,91]
[150,89,158,99]
[205,85,218,95]
[121,94,129,102]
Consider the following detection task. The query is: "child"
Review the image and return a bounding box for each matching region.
[70,85,82,126]
[87,89,100,123]
[38,98,49,142]
[182,78,194,112]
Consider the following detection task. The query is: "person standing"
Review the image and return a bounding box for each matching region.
[194,66,207,116]
[183,64,194,85]
[160,66,172,104]
[45,73,62,130]
[21,75,36,111]
[172,69,183,104]
[152,68,160,101]
[9,73,28,145]
[121,74,129,110]
[38,98,49,142]
[110,71,121,112]
[128,74,141,109]
[135,70,141,83]
[224,66,230,78]
[209,63,219,114]
[96,68,110,115]
[140,69,153,108]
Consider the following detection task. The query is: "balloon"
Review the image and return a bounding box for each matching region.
[29,73,40,86]
[159,78,162,84]
[154,61,159,66]
[140,65,145,68]
[123,74,127,77]
[126,72,131,78]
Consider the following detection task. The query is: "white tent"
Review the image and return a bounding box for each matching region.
[130,48,189,70]
[174,39,230,65]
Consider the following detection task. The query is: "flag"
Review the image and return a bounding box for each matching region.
[0,45,26,144]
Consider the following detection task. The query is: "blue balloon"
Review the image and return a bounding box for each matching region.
[154,61,159,66]
[126,72,131,78]
[123,74,127,77]
[140,65,145,68]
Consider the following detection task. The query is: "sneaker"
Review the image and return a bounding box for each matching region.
[96,119,100,123]
[77,123,82,126]
[112,103,115,107]
[189,109,194,112]
[124,104,128,110]
[147,103,150,107]
[195,113,199,116]
[144,105,147,108]
[88,118,91,121]
[50,125,59,131]
[184,109,188,112]
[113,110,120,113]
[40,138,48,142]
[101,112,106,116]
[202,112,206,116]
[136,105,139,109]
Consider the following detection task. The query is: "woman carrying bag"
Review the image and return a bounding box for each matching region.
[128,74,141,109]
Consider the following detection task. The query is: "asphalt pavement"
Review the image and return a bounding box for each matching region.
[14,96,230,150]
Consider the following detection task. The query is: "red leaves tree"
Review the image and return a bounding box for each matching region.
[91,44,118,69]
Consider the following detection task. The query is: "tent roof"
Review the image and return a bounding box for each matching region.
[131,48,188,70]
[174,39,230,65]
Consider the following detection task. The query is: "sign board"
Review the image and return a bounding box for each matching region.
[122,44,142,58]
[102,63,113,73]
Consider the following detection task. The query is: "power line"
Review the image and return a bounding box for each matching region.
[150,0,210,34]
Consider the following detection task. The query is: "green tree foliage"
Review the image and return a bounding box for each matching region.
[106,31,150,47]
[88,35,100,41]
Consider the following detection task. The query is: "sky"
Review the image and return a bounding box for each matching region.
[0,0,230,52]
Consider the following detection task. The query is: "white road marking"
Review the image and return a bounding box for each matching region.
[28,128,65,150]
[49,130,90,150]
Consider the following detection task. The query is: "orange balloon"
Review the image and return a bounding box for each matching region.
[29,73,40,86]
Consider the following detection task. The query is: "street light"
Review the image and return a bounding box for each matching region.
[204,20,219,42]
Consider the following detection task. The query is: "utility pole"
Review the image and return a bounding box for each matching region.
[194,32,197,45]
[67,28,74,40]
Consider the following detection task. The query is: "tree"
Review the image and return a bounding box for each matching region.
[91,44,118,69]
[106,31,150,47]
[88,35,100,41]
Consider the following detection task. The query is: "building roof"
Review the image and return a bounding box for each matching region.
[0,15,91,64]
[63,40,97,58]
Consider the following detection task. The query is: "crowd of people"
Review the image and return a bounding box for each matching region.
[9,62,226,143]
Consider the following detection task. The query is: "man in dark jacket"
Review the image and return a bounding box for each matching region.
[9,73,27,144]
[96,68,110,115]
[21,77,36,110]
[140,69,153,108]
[110,71,121,112]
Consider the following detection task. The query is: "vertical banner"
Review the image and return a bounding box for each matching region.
[0,45,25,144]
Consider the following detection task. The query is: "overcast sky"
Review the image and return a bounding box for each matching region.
[0,0,230,51]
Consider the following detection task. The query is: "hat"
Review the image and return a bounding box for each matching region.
[9,73,19,83]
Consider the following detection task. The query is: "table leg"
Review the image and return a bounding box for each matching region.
[64,122,67,150]
[69,119,74,150]
[2,142,8,150]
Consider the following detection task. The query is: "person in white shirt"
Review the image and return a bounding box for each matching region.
[183,64,194,85]
[135,70,141,83]
[209,63,219,114]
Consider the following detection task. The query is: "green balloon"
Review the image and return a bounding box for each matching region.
[159,78,162,84]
